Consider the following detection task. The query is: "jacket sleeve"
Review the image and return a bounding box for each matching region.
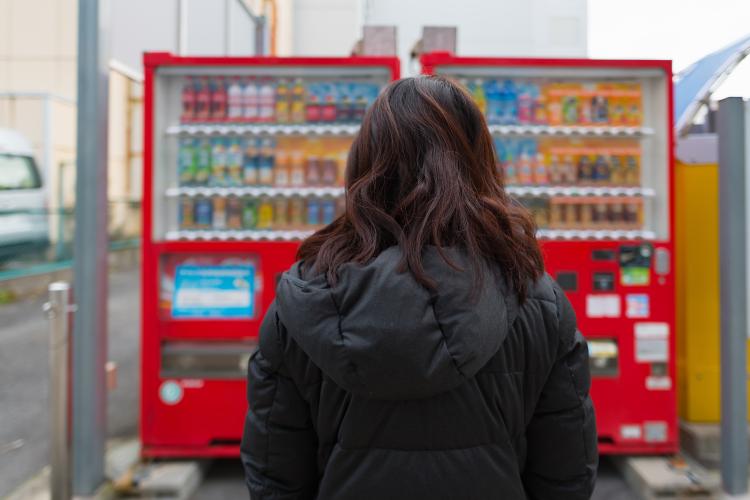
[240,301,318,500]
[522,283,598,500]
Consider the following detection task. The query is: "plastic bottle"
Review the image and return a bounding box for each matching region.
[242,197,258,229]
[178,137,196,186]
[258,138,275,186]
[227,77,244,121]
[259,78,275,123]
[181,77,196,123]
[291,78,306,124]
[353,90,368,123]
[305,83,321,123]
[178,196,194,229]
[275,78,290,123]
[195,138,212,185]
[485,80,500,124]
[242,138,259,185]
[210,138,227,187]
[274,197,288,229]
[195,77,211,122]
[336,83,352,123]
[321,83,337,123]
[194,195,213,229]
[210,78,227,122]
[533,152,548,185]
[518,151,533,185]
[243,78,259,123]
[274,151,290,187]
[257,196,274,229]
[227,138,243,186]
[305,156,321,186]
[472,79,487,116]
[213,196,227,230]
[517,82,532,125]
[306,198,321,226]
[290,151,306,187]
[227,195,243,229]
[504,80,518,125]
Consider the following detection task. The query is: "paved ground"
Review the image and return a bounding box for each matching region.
[1,268,637,499]
[0,270,140,498]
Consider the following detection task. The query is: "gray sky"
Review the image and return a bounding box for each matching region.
[588,0,750,97]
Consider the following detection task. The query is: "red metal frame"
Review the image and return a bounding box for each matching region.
[422,52,677,455]
[141,53,400,458]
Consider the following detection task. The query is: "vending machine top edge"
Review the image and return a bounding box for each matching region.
[141,52,400,458]
[421,52,677,454]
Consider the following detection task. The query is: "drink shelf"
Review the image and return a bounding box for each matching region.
[165,228,656,242]
[506,186,655,198]
[487,125,654,137]
[166,123,360,137]
[165,229,315,242]
[165,186,345,198]
[537,229,656,241]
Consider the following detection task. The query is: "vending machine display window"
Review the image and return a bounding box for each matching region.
[421,54,675,455]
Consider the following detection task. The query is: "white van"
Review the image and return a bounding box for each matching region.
[0,129,49,261]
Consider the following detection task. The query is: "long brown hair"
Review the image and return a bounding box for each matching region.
[298,76,544,299]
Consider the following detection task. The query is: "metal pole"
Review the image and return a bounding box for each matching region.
[72,0,110,494]
[224,0,232,55]
[44,282,73,500]
[176,0,188,55]
[254,15,266,56]
[718,96,749,496]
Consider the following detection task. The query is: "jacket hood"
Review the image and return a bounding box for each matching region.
[275,247,518,400]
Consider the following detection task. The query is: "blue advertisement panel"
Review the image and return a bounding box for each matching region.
[172,264,255,319]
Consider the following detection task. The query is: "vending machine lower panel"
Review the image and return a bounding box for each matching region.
[544,240,677,454]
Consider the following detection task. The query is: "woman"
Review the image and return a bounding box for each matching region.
[241,76,597,500]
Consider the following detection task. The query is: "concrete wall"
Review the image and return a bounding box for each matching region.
[0,0,78,100]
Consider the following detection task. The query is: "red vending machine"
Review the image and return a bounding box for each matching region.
[141,53,399,457]
[422,53,676,454]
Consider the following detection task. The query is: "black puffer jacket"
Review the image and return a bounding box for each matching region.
[241,247,597,499]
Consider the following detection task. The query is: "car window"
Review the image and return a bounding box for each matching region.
[0,154,42,190]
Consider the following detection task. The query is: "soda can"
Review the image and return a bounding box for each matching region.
[306,198,321,226]
[321,197,336,225]
[242,197,258,229]
[274,197,289,228]
[194,196,213,229]
[227,195,243,229]
[178,196,194,229]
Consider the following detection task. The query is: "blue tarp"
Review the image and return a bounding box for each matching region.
[674,34,750,134]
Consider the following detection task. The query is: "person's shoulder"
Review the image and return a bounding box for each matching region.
[523,273,578,344]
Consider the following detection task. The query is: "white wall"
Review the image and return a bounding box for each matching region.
[291,0,588,75]
[111,0,259,71]
[291,0,362,56]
